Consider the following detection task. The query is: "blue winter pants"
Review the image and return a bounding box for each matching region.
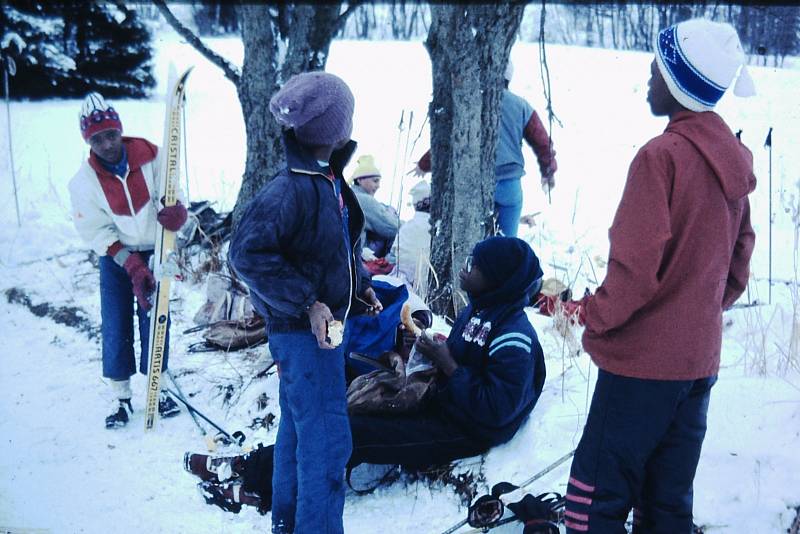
[565,369,716,534]
[494,177,523,237]
[99,253,170,380]
[269,330,352,534]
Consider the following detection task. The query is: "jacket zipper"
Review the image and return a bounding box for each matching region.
[291,167,368,324]
[115,168,146,244]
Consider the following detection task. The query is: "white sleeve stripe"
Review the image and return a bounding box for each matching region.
[490,332,532,348]
[489,340,531,356]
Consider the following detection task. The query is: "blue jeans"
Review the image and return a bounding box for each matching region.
[270,330,352,534]
[565,369,717,534]
[99,254,169,380]
[494,177,522,237]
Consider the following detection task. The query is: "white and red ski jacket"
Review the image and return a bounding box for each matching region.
[69,136,177,258]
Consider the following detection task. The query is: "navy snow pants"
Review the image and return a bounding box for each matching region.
[565,369,716,534]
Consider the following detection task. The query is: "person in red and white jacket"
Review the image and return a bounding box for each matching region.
[412,60,557,237]
[68,92,187,429]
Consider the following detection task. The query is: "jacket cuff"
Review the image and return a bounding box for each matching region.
[106,241,124,257]
[113,247,132,268]
[439,364,466,389]
[300,293,318,315]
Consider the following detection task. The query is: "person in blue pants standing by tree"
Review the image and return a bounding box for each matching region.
[413,60,557,237]
[229,71,383,534]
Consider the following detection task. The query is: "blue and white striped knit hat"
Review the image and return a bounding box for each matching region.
[654,18,756,112]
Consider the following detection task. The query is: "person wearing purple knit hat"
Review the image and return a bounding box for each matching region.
[229,71,382,534]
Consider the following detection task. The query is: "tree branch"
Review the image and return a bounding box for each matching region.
[152,0,241,85]
[334,1,363,34]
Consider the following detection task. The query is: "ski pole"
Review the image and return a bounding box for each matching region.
[164,385,244,446]
[164,369,216,452]
[389,110,405,208]
[395,110,415,209]
[3,52,20,227]
[439,449,575,534]
[765,127,773,305]
[516,448,575,490]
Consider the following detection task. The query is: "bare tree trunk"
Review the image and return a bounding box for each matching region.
[610,4,618,49]
[280,5,342,81]
[233,4,283,226]
[585,5,595,47]
[156,1,357,225]
[424,3,525,319]
[595,6,605,48]
[231,3,354,225]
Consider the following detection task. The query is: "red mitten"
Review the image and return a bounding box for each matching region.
[537,294,558,317]
[123,253,156,311]
[563,294,591,326]
[157,201,188,231]
[363,258,394,275]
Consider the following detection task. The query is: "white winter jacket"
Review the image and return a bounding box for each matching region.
[388,211,431,286]
[68,137,168,257]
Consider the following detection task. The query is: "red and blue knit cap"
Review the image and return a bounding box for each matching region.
[269,71,355,147]
[79,92,123,142]
[654,18,755,112]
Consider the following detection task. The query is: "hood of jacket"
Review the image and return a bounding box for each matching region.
[666,111,756,201]
[469,238,544,315]
[284,129,356,178]
[88,136,158,178]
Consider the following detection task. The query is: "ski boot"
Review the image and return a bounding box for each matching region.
[198,480,264,514]
[158,390,181,418]
[105,398,133,429]
[184,451,245,482]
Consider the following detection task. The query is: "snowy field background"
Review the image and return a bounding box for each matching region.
[0,26,798,534]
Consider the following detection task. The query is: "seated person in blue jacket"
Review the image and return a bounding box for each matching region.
[187,236,547,514]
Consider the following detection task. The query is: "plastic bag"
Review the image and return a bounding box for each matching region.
[406,331,446,376]
[405,344,434,376]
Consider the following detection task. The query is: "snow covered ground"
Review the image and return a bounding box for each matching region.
[1,28,798,534]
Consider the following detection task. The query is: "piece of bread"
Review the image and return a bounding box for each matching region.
[400,302,423,337]
[328,320,344,347]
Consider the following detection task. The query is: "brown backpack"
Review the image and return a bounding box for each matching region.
[346,352,437,415]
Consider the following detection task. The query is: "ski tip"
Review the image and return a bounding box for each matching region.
[178,67,194,84]
[165,64,193,95]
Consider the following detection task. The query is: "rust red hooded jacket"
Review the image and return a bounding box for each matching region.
[583,111,756,380]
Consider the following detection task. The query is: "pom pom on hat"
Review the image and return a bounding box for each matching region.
[269,71,355,147]
[79,92,123,142]
[351,154,381,181]
[654,18,755,112]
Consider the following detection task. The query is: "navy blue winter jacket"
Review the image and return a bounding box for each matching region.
[228,131,372,333]
[435,252,546,445]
